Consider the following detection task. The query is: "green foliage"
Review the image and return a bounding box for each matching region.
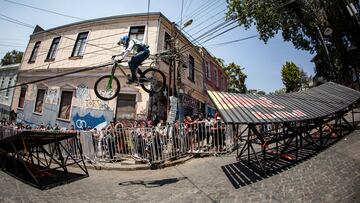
[299,68,312,89]
[1,50,23,65]
[248,89,266,95]
[281,61,301,92]
[226,0,360,84]
[215,57,247,93]
[274,88,286,95]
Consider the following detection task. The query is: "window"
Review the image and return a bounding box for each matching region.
[46,37,61,60]
[188,55,195,82]
[29,41,41,62]
[221,76,225,90]
[220,76,224,90]
[217,71,220,87]
[206,62,211,79]
[214,69,218,86]
[164,32,171,51]
[71,32,89,57]
[162,32,171,64]
[34,89,46,114]
[0,77,4,96]
[58,91,73,120]
[116,93,136,119]
[18,87,27,108]
[5,76,13,97]
[129,26,145,41]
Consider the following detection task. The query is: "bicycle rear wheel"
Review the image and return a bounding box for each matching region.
[140,68,166,94]
[94,75,120,100]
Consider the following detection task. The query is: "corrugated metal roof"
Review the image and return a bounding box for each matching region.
[207,82,360,124]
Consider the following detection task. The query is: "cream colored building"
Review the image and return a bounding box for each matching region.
[0,63,18,120]
[12,13,216,129]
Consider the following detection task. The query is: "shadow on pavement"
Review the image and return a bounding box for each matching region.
[118,177,188,188]
[0,155,88,190]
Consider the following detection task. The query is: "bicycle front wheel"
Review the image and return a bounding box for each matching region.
[94,75,120,100]
[140,68,166,94]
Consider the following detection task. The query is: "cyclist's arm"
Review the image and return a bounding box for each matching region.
[122,39,136,59]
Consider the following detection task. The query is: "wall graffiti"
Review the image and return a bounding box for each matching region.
[74,84,111,111]
[28,85,37,100]
[45,88,59,105]
[72,112,106,130]
[85,99,111,111]
[76,83,90,100]
[17,111,24,122]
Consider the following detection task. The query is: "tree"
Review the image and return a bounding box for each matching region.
[247,89,266,95]
[281,61,301,92]
[215,57,247,93]
[1,50,23,65]
[274,88,286,95]
[299,68,312,89]
[226,0,360,85]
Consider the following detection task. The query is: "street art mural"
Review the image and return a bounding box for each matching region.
[28,84,37,100]
[76,83,90,100]
[74,84,111,111]
[72,112,107,130]
[85,99,111,111]
[45,87,60,105]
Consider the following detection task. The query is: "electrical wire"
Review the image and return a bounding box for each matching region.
[178,0,217,24]
[3,0,84,20]
[182,0,220,24]
[0,13,116,53]
[185,2,226,31]
[0,60,112,91]
[204,34,259,47]
[186,9,227,33]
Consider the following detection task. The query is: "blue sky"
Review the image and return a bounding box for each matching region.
[0,0,315,93]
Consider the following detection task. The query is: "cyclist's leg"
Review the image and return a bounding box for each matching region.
[129,49,150,76]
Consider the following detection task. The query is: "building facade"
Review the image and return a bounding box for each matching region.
[0,63,18,120]
[12,13,226,129]
[200,48,228,117]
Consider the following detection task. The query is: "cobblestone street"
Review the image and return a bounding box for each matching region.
[1,117,360,203]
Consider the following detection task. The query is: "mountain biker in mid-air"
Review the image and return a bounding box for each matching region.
[117,35,150,84]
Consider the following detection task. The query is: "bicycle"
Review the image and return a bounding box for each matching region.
[94,55,166,101]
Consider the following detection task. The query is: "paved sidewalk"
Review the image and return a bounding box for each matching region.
[1,114,359,202]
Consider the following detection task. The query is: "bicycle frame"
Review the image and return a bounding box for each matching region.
[106,53,170,90]
[107,58,128,90]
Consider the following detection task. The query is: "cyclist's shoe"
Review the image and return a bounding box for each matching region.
[126,77,138,85]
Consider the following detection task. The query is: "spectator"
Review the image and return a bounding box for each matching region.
[184,116,195,153]
[194,113,206,152]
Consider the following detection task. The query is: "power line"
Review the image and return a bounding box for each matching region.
[186,1,226,30]
[194,20,237,42]
[204,34,259,47]
[0,13,136,72]
[201,24,241,44]
[0,13,116,53]
[187,9,227,33]
[179,0,217,24]
[0,61,112,91]
[178,20,238,54]
[182,0,220,24]
[3,0,84,21]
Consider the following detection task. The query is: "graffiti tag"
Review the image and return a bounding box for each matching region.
[76,83,90,100]
[45,88,59,105]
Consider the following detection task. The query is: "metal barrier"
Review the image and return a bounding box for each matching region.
[71,121,236,165]
[1,121,237,166]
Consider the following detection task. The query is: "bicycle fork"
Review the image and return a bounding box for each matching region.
[107,62,118,90]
